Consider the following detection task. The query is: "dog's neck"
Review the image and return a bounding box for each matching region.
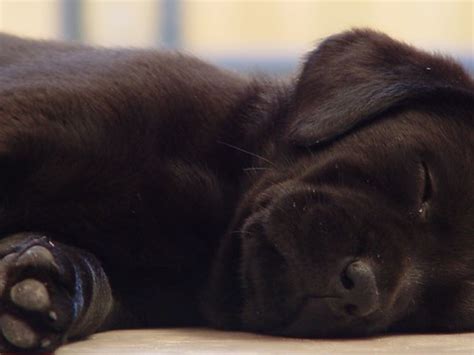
[217,77,292,189]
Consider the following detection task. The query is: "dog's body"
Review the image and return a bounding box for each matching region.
[0,29,472,351]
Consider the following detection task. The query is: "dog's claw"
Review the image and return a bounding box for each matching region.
[49,310,58,321]
[41,337,52,348]
[0,314,39,349]
[10,278,51,311]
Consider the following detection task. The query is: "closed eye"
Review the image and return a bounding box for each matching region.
[418,161,432,216]
[421,161,432,204]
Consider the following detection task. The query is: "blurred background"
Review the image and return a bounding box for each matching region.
[0,0,472,74]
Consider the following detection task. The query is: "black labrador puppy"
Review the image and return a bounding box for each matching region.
[0,29,472,351]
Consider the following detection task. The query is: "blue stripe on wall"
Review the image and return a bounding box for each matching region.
[160,0,181,49]
[60,0,82,41]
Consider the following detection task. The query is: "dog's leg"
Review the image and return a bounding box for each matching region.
[0,232,113,351]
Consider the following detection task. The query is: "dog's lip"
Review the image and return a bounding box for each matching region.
[266,294,386,337]
[271,294,342,330]
[263,295,348,337]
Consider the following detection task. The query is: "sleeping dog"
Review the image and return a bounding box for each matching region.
[0,29,472,351]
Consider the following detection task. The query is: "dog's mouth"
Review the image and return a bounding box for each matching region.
[266,296,389,338]
[238,240,414,337]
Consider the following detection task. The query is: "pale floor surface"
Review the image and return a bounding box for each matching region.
[55,328,474,355]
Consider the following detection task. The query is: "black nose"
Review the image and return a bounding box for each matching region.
[328,260,379,317]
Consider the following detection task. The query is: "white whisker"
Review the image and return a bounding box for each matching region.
[217,140,276,167]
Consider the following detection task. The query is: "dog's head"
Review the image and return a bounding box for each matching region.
[204,29,474,336]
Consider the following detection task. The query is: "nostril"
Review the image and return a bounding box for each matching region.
[340,267,354,290]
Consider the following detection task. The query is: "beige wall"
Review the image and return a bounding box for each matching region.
[182,1,472,55]
[0,0,472,56]
[82,0,159,47]
[0,0,59,39]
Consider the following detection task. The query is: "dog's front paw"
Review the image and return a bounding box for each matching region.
[0,234,76,351]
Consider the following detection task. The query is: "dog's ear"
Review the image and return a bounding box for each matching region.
[288,29,473,146]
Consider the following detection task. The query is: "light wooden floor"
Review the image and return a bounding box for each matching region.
[55,328,474,354]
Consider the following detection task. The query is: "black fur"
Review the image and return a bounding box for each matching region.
[0,29,472,351]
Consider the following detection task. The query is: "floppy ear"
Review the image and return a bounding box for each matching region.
[288,29,474,146]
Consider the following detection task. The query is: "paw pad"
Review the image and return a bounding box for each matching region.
[0,314,39,349]
[10,278,51,311]
[0,241,74,351]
